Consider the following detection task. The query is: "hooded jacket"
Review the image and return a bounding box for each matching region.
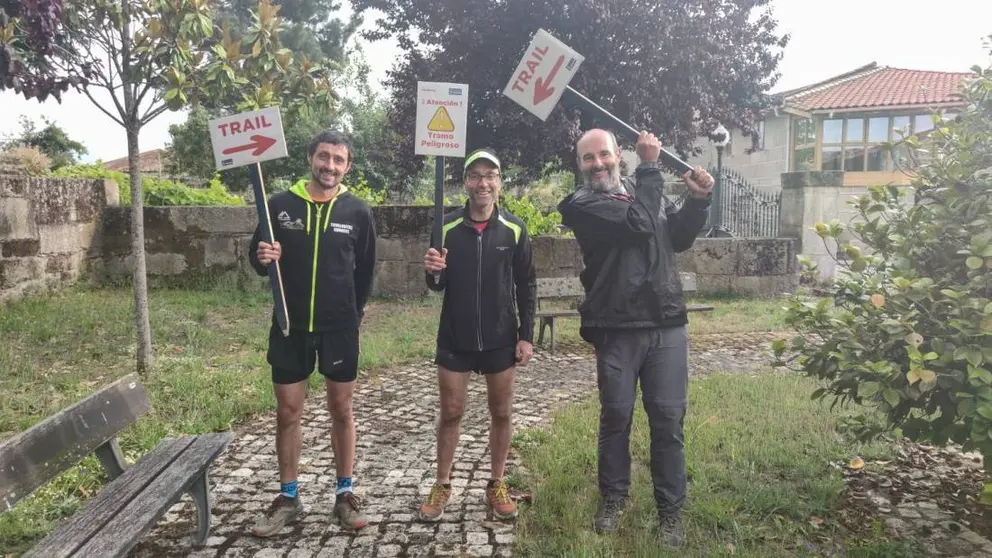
[249,179,377,333]
[557,161,709,341]
[426,203,537,352]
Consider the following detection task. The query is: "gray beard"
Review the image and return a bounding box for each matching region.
[582,165,622,193]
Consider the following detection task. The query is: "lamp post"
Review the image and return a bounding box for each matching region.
[703,124,731,238]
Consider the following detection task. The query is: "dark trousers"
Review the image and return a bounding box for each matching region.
[593,326,689,514]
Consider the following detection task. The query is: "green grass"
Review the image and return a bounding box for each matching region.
[541,294,791,349]
[511,373,919,557]
[685,295,791,335]
[0,286,875,555]
[0,285,442,554]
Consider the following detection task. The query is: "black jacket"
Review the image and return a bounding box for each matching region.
[427,203,537,352]
[557,162,709,340]
[249,180,377,333]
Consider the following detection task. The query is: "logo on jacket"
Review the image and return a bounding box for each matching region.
[330,222,353,235]
[278,210,305,231]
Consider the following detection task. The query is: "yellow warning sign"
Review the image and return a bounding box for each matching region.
[427,106,455,132]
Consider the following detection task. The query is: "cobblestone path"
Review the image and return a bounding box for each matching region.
[132,348,598,558]
[129,332,992,557]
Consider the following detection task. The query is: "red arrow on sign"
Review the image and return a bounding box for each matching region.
[533,55,565,105]
[222,135,277,156]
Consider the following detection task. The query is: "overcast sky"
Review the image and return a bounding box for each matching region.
[1,0,989,163]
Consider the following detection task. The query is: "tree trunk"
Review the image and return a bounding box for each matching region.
[121,0,152,373]
[127,125,153,373]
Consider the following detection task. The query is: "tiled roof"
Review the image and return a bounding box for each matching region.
[102,148,167,173]
[782,64,971,111]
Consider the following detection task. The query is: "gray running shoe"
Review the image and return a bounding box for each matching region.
[334,491,369,530]
[252,494,303,538]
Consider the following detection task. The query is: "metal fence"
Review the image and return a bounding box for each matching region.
[673,167,781,238]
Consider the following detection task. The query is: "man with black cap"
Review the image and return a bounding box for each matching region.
[418,148,537,522]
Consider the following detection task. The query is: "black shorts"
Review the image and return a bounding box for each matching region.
[267,325,359,384]
[435,346,516,375]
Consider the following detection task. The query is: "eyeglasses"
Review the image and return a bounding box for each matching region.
[466,172,500,183]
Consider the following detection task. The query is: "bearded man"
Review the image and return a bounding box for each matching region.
[557,129,714,547]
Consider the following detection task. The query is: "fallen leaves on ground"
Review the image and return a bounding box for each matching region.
[838,439,989,538]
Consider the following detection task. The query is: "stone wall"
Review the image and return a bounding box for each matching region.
[779,170,845,281]
[778,170,900,283]
[676,238,799,297]
[0,175,118,301]
[0,175,798,302]
[95,205,795,298]
[96,205,472,295]
[94,206,259,287]
[94,205,590,296]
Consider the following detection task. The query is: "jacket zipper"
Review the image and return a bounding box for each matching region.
[309,203,323,332]
[476,231,483,350]
[307,195,342,332]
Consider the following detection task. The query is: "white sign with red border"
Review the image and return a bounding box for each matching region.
[502,29,584,121]
[208,106,289,171]
[415,81,469,157]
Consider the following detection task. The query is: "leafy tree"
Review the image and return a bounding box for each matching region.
[1,115,87,168]
[163,0,337,116]
[336,46,400,193]
[0,0,95,100]
[163,105,216,180]
[161,0,358,189]
[166,42,400,194]
[6,0,336,373]
[772,43,992,499]
[11,0,226,374]
[353,0,788,180]
[214,0,359,64]
[164,102,331,190]
[178,0,360,166]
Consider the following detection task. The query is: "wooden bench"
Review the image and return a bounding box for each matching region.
[535,273,714,353]
[0,374,232,557]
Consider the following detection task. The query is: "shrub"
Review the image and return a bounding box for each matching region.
[50,164,131,202]
[772,48,992,499]
[500,194,564,237]
[407,191,564,237]
[50,164,244,206]
[144,175,245,206]
[0,146,52,176]
[346,172,386,206]
[277,173,386,206]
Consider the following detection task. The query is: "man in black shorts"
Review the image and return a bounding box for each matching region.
[248,130,377,536]
[419,148,537,521]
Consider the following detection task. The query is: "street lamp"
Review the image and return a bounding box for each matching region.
[703,124,732,237]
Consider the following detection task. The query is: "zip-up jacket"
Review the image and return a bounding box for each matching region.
[557,161,709,341]
[426,203,537,352]
[249,180,377,333]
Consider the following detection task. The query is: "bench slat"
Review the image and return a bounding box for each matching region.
[23,437,195,558]
[69,433,232,558]
[1,374,150,513]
